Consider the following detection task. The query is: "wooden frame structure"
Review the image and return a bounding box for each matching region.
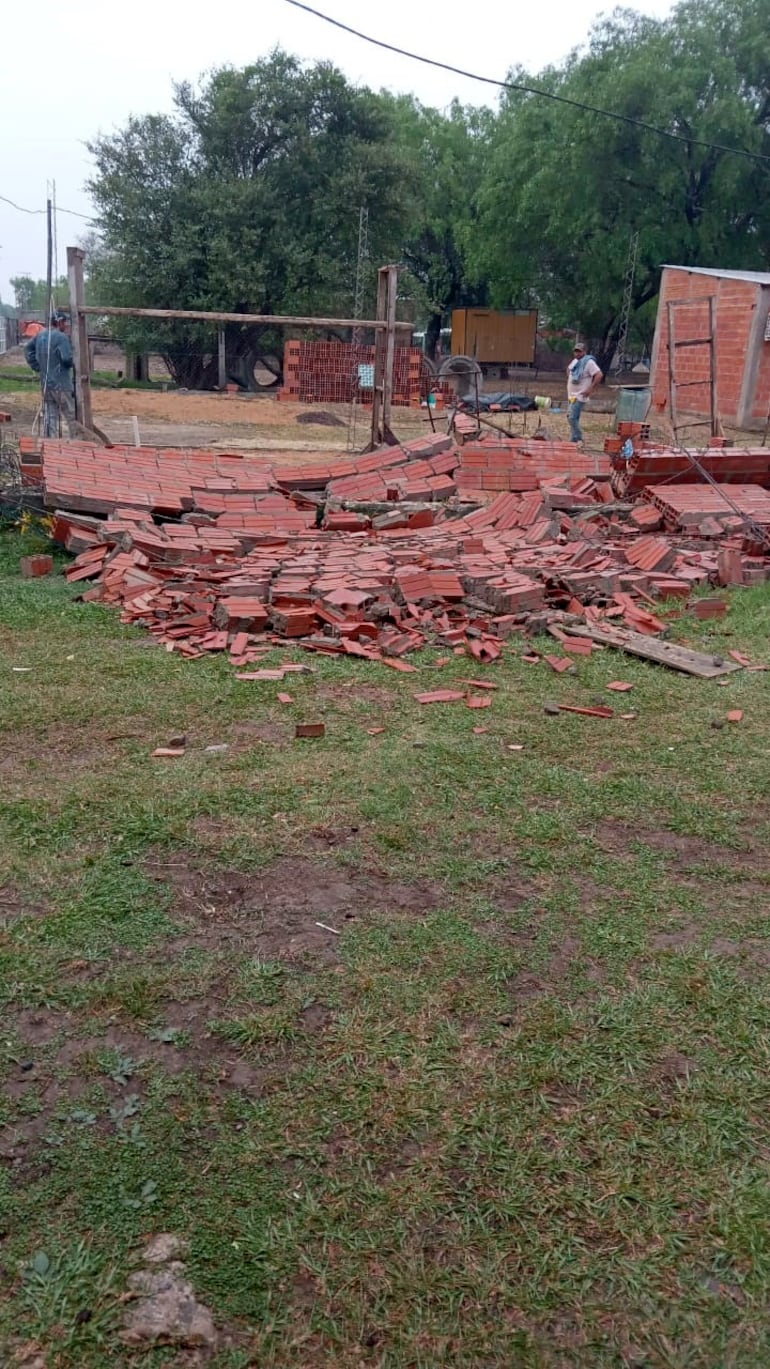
[66,249,407,450]
[666,294,719,438]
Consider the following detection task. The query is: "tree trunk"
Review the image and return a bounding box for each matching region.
[425,311,443,362]
[165,350,218,389]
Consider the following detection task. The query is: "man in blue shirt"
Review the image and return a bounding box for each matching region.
[25,312,75,438]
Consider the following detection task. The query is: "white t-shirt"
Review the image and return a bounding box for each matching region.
[567,355,601,401]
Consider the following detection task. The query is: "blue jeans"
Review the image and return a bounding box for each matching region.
[568,398,585,443]
[42,386,75,438]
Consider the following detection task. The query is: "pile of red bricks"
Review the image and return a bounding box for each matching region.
[278,341,425,406]
[29,429,770,665]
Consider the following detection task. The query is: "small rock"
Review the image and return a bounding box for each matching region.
[711,719,725,730]
[167,733,188,749]
[122,1265,217,1348]
[204,744,229,755]
[543,702,560,716]
[141,1233,186,1265]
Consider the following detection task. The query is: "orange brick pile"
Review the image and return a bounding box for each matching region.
[278,340,425,405]
[26,429,770,665]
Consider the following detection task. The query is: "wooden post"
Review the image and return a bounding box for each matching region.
[45,200,53,323]
[709,295,719,437]
[382,264,398,439]
[369,264,400,449]
[666,299,677,437]
[370,267,388,449]
[218,328,226,390]
[67,246,93,433]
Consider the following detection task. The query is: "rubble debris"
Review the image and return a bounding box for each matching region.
[20,554,53,578]
[27,431,770,673]
[295,722,325,738]
[564,624,741,678]
[558,703,614,718]
[122,1264,217,1349]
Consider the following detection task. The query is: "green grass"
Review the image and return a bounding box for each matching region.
[2,527,770,1366]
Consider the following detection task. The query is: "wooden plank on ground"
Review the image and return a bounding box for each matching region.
[564,623,741,678]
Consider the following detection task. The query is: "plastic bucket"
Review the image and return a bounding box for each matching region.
[616,386,651,424]
[534,395,552,410]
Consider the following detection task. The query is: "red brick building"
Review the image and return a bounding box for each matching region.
[650,265,770,429]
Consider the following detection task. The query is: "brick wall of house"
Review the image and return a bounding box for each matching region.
[650,268,760,427]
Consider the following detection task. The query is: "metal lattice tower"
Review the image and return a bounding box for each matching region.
[614,230,640,373]
[352,206,369,346]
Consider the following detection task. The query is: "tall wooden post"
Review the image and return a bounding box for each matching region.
[369,264,400,449]
[382,264,398,437]
[369,267,388,450]
[708,296,719,438]
[67,246,93,433]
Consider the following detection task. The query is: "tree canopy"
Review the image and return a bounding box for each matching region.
[474,0,770,368]
[10,275,70,313]
[87,52,419,387]
[86,0,770,385]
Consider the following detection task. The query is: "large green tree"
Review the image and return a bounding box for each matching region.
[87,52,419,389]
[474,0,770,370]
[11,275,69,312]
[389,97,492,359]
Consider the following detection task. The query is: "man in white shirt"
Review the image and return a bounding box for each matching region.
[566,342,602,445]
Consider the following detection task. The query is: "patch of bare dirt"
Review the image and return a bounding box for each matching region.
[504,934,587,1005]
[651,925,700,950]
[150,855,442,965]
[595,820,770,877]
[0,719,149,788]
[656,1051,696,1085]
[1,996,272,1170]
[9,1007,73,1045]
[709,936,770,972]
[229,720,291,747]
[304,824,361,850]
[0,887,47,925]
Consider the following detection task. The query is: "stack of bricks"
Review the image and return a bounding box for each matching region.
[278,341,426,406]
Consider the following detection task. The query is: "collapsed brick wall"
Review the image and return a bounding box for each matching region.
[650,269,766,428]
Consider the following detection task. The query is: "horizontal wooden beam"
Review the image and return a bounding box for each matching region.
[79,305,413,332]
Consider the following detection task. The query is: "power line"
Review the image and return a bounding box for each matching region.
[0,192,91,220]
[280,0,770,167]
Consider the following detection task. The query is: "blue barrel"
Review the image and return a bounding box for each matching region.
[616,386,651,423]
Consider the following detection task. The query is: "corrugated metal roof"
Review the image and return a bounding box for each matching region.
[663,264,770,285]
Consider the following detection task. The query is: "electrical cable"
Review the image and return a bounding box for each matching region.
[0,193,91,219]
[280,0,770,167]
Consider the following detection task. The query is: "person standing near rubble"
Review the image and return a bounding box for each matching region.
[566,341,602,445]
[25,311,75,438]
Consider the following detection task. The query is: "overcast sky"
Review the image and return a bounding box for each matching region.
[1,0,674,303]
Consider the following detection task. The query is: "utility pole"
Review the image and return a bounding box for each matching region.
[45,197,53,321]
